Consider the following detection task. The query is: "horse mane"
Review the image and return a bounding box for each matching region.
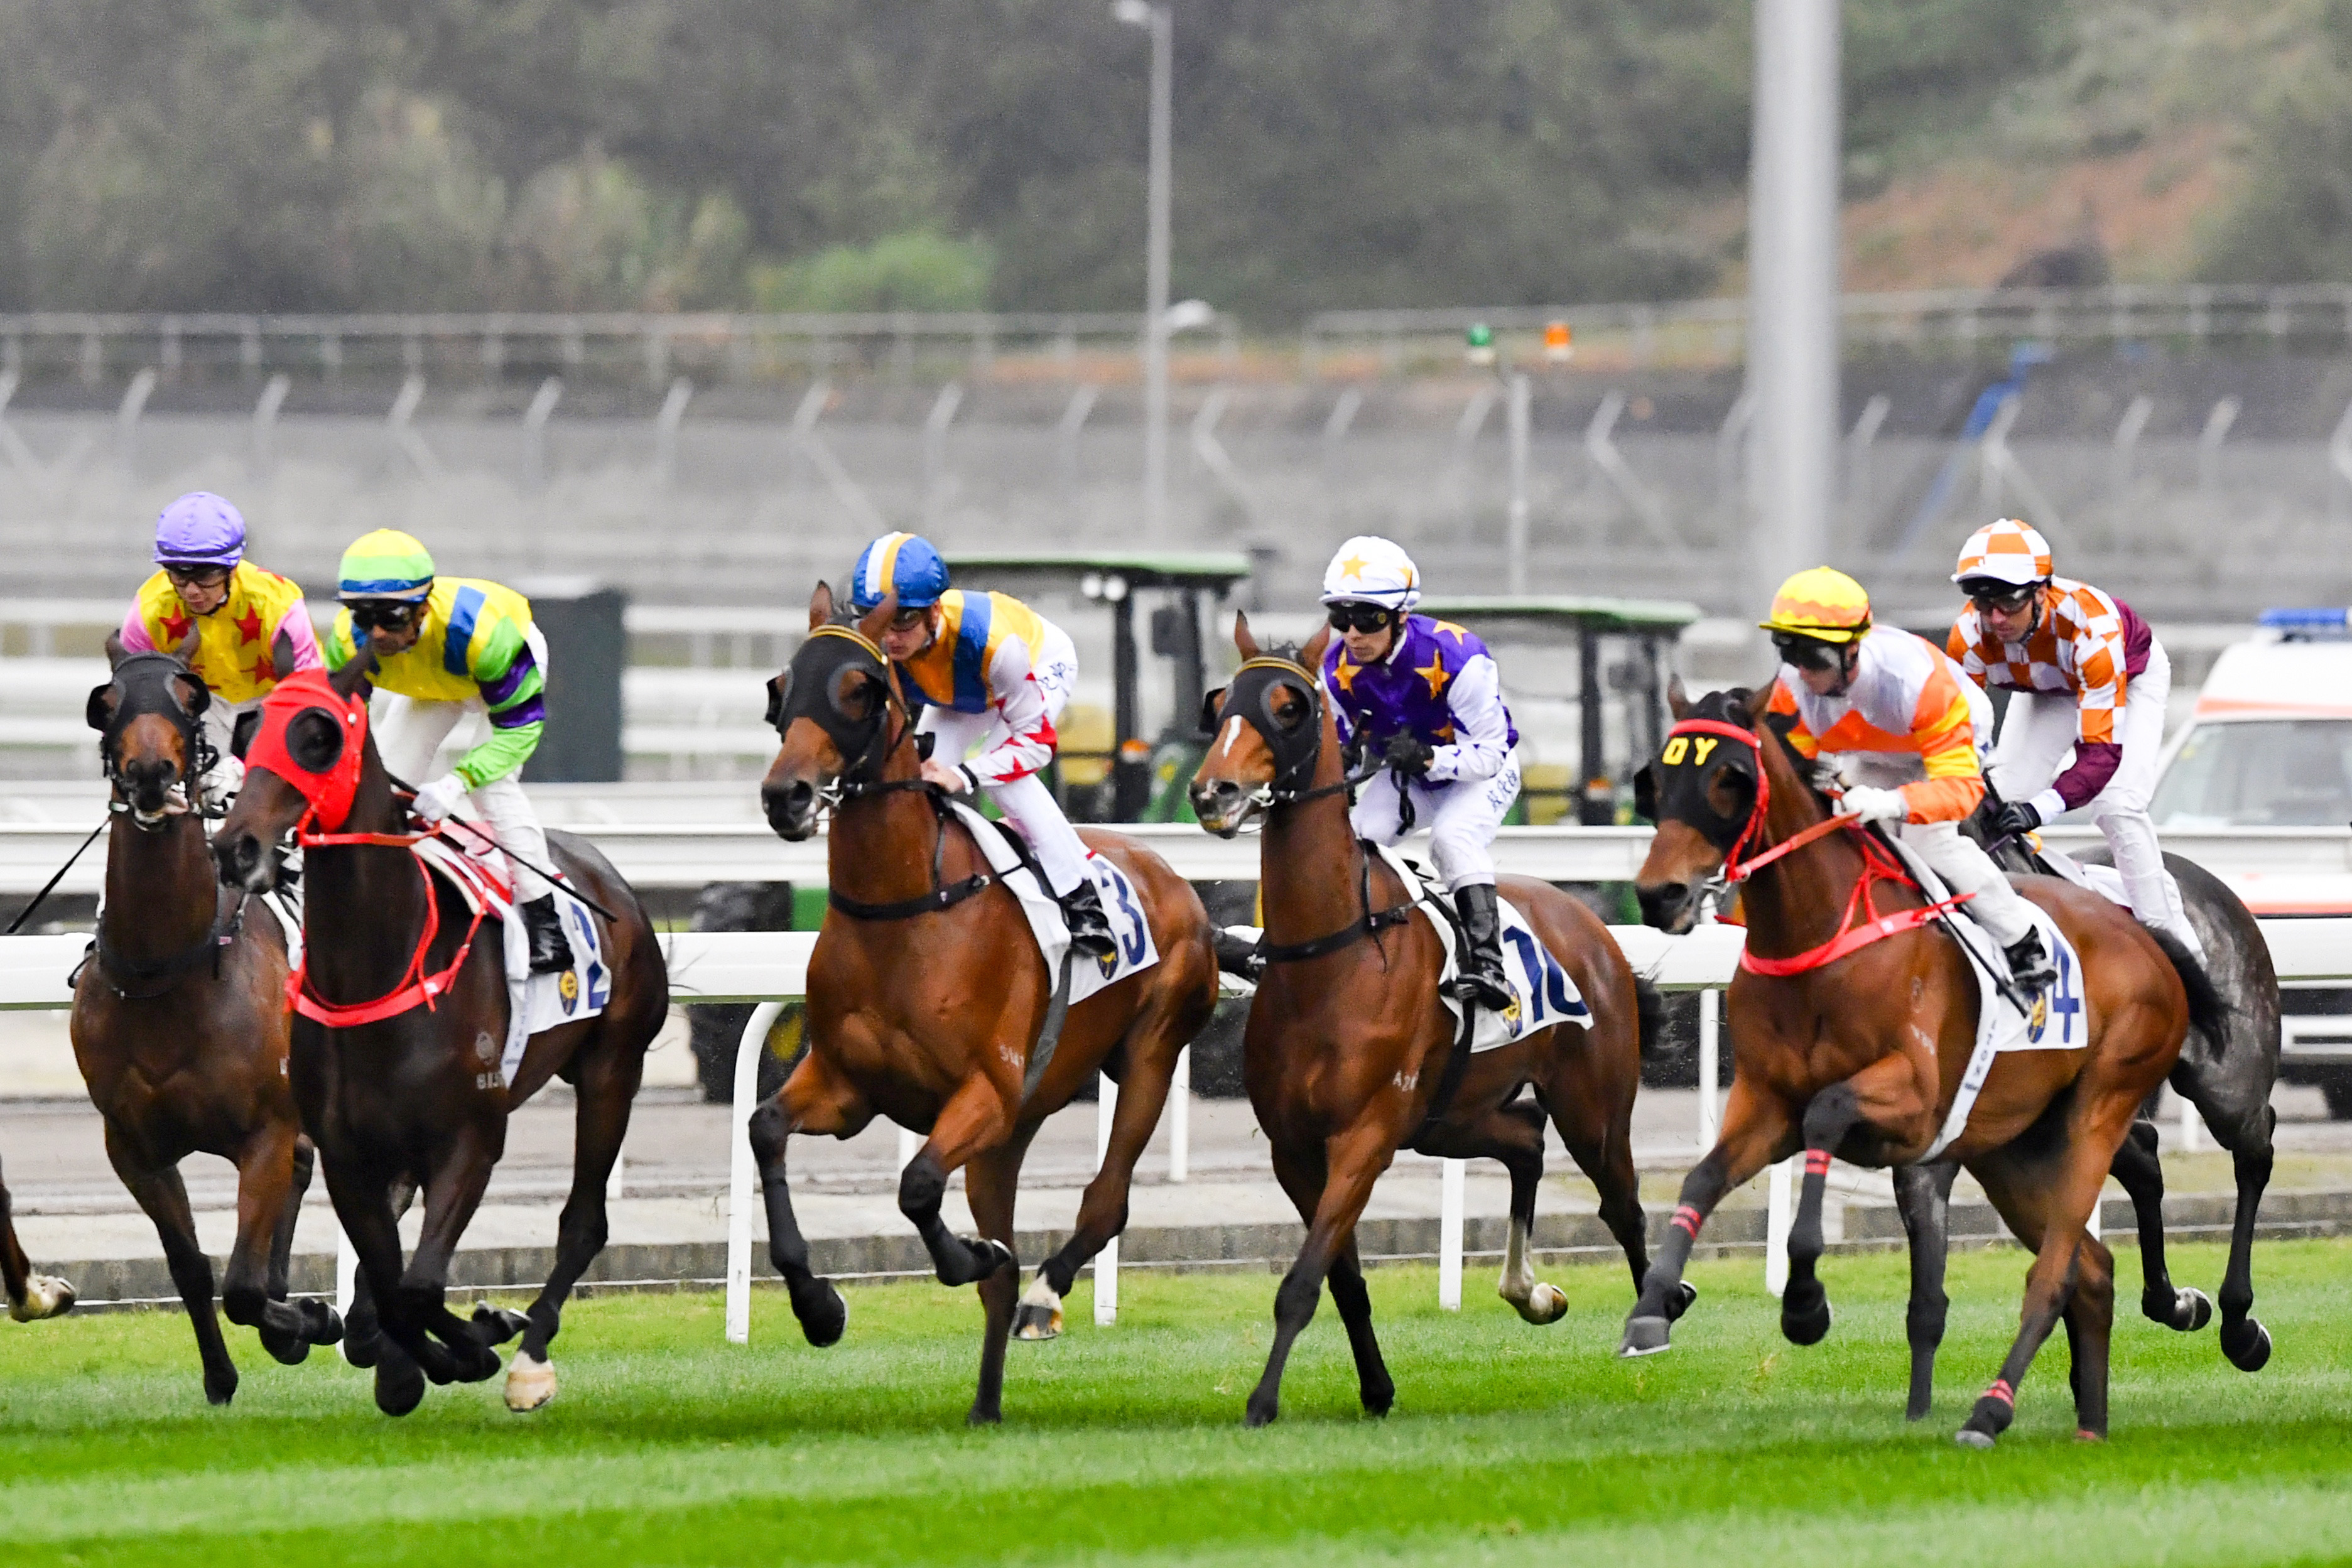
[1267,640,1305,665]
[1689,681,1831,808]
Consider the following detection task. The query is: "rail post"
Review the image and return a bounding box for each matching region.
[726,1000,785,1345]
[1438,1158,1465,1309]
[1097,1072,1119,1324]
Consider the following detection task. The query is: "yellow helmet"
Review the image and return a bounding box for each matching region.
[1760,566,1873,644]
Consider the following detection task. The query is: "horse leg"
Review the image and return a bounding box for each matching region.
[1021,1024,1178,1340]
[339,1174,415,1370]
[2060,1230,2118,1441]
[320,1153,460,1410]
[1543,1081,1657,1302]
[1893,1160,1959,1420]
[479,1042,645,1414]
[2109,1119,2211,1333]
[2214,1098,2277,1372]
[268,1136,340,1349]
[962,1142,1027,1425]
[1247,1120,1392,1428]
[0,1157,73,1321]
[1419,1097,1564,1324]
[1326,1240,1395,1417]
[104,1122,238,1404]
[901,1074,1019,1289]
[397,1127,505,1386]
[222,1124,334,1364]
[1620,1079,1796,1356]
[749,1051,871,1346]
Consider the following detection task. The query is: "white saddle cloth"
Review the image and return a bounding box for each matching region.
[416,826,611,1087]
[946,801,1159,1009]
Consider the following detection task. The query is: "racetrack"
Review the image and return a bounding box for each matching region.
[4,1240,2349,1566]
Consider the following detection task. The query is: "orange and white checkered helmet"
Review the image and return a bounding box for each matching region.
[1952,518,2053,588]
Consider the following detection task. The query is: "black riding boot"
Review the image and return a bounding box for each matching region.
[1450,884,1515,1012]
[1058,878,1119,961]
[519,895,572,975]
[2003,926,2058,995]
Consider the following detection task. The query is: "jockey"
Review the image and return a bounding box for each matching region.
[1760,566,2058,993]
[847,532,1117,961]
[1947,518,2198,955]
[1318,536,1520,1012]
[323,529,570,975]
[109,492,322,813]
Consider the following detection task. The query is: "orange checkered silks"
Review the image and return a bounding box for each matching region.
[1946,578,2149,749]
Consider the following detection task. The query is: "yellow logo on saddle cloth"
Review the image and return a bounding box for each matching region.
[558,970,580,1010]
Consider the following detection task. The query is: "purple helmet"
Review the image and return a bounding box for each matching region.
[153,492,246,570]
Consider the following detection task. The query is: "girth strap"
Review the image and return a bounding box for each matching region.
[825,789,997,922]
[1259,849,1415,964]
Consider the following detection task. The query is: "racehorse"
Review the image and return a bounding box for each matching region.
[1890,837,2279,1418]
[1188,617,1671,1428]
[74,652,338,1402]
[1,1155,74,1324]
[210,655,668,1415]
[754,585,1218,1426]
[1627,684,2213,1446]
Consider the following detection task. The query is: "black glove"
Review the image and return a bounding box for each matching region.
[1381,733,1436,778]
[1992,798,2042,840]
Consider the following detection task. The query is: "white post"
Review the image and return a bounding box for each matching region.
[2088,1184,2103,1241]
[1168,1044,1190,1183]
[1696,988,1720,1149]
[897,1125,921,1169]
[605,1147,625,1202]
[1096,1073,1120,1324]
[1438,1157,1466,1310]
[1506,371,1531,595]
[335,1226,358,1362]
[2179,1089,2203,1154]
[1765,1155,1796,1297]
[726,1000,784,1345]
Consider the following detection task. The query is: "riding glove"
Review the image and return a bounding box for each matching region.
[410,772,469,826]
[1990,799,2042,840]
[1839,785,1909,825]
[1382,733,1436,778]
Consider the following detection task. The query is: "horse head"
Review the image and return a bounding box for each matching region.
[212,653,376,894]
[760,582,909,840]
[86,653,212,830]
[1630,681,1772,933]
[1188,612,1335,837]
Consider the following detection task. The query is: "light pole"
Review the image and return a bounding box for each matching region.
[1115,0,1173,541]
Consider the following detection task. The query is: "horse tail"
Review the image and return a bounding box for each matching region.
[1634,973,1668,1061]
[2148,926,2228,1044]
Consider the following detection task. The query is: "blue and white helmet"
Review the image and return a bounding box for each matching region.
[1320,535,1421,612]
[848,532,951,614]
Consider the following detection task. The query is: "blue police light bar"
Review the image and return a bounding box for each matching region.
[2259,608,2352,639]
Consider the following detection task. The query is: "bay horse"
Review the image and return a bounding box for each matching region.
[1627,684,2212,1446]
[1894,835,2279,1419]
[2,1156,75,1324]
[754,585,1218,1427]
[210,655,668,1416]
[1186,617,1669,1429]
[74,652,339,1402]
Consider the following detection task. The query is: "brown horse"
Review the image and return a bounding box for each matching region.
[1626,685,2209,1446]
[2,1156,75,1324]
[1186,618,1669,1428]
[752,585,1218,1426]
[210,656,669,1415]
[73,652,339,1402]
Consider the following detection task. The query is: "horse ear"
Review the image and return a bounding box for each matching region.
[331,647,376,699]
[856,592,898,646]
[1198,686,1227,734]
[1233,610,1259,659]
[1632,762,1658,823]
[1301,623,1333,667]
[808,580,834,632]
[85,683,117,733]
[1667,676,1691,720]
[173,672,210,720]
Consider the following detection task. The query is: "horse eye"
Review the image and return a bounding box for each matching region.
[1264,686,1309,734]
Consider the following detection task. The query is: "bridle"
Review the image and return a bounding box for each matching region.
[1204,655,1381,820]
[92,654,219,831]
[1662,718,1859,887]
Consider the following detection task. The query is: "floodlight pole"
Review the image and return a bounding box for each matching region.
[1117,0,1174,543]
[1746,0,1841,621]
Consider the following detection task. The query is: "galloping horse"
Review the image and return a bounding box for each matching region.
[1894,838,2279,1419]
[1,1157,74,1324]
[1188,618,1669,1428]
[1628,686,2211,1446]
[754,585,1218,1426]
[74,652,338,1402]
[211,656,668,1415]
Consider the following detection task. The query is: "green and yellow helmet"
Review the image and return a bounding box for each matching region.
[337,529,436,602]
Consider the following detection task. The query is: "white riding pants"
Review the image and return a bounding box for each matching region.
[918,624,1092,896]
[197,695,254,808]
[1898,819,2036,946]
[1986,641,2191,947]
[370,625,555,902]
[1350,757,1522,891]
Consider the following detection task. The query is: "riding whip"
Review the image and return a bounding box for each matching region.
[386,774,621,924]
[5,818,107,935]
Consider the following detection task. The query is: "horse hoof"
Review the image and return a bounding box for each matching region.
[1360,1377,1395,1418]
[375,1353,426,1417]
[305,1301,345,1346]
[9,1275,75,1321]
[1511,1282,1568,1326]
[2074,1428,2105,1444]
[204,1366,239,1407]
[1012,1302,1063,1341]
[504,1351,556,1412]
[1666,1281,1698,1323]
[262,1328,312,1367]
[1618,1315,1672,1357]
[966,1403,1004,1427]
[471,1304,531,1346]
[794,1280,848,1348]
[2146,1286,2213,1333]
[1780,1291,1832,1348]
[462,1343,504,1384]
[1953,1428,1996,1450]
[1244,1397,1280,1429]
[1956,1391,2015,1448]
[970,1238,1017,1281]
[2221,1317,2272,1372]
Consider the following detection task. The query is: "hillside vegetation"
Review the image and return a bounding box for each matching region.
[0,0,2344,318]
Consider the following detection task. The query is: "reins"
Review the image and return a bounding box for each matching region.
[288,817,490,1026]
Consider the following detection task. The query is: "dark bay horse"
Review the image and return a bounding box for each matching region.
[1629,686,2211,1446]
[210,657,668,1415]
[73,652,338,1402]
[1187,619,1669,1428]
[2,1157,74,1324]
[754,585,1218,1426]
[1894,838,2279,1419]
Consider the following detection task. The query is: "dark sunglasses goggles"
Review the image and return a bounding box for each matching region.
[1770,632,1848,672]
[1326,603,1398,634]
[345,599,427,632]
[1958,578,2040,615]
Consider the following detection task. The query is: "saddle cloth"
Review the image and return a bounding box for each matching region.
[1878,833,2089,1161]
[945,802,1158,1008]
[416,824,610,1088]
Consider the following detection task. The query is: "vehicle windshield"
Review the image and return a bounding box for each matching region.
[2151,719,2352,828]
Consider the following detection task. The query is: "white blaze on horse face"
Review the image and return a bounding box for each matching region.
[1215,715,1245,759]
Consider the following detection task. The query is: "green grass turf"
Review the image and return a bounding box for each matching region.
[3,1240,2349,1565]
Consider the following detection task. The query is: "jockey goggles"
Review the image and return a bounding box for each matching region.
[162,564,231,590]
[1958,577,2039,615]
[1325,603,1397,634]
[346,600,426,633]
[1770,630,1848,672]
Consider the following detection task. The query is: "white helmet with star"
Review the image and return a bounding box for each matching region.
[1320,535,1421,611]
